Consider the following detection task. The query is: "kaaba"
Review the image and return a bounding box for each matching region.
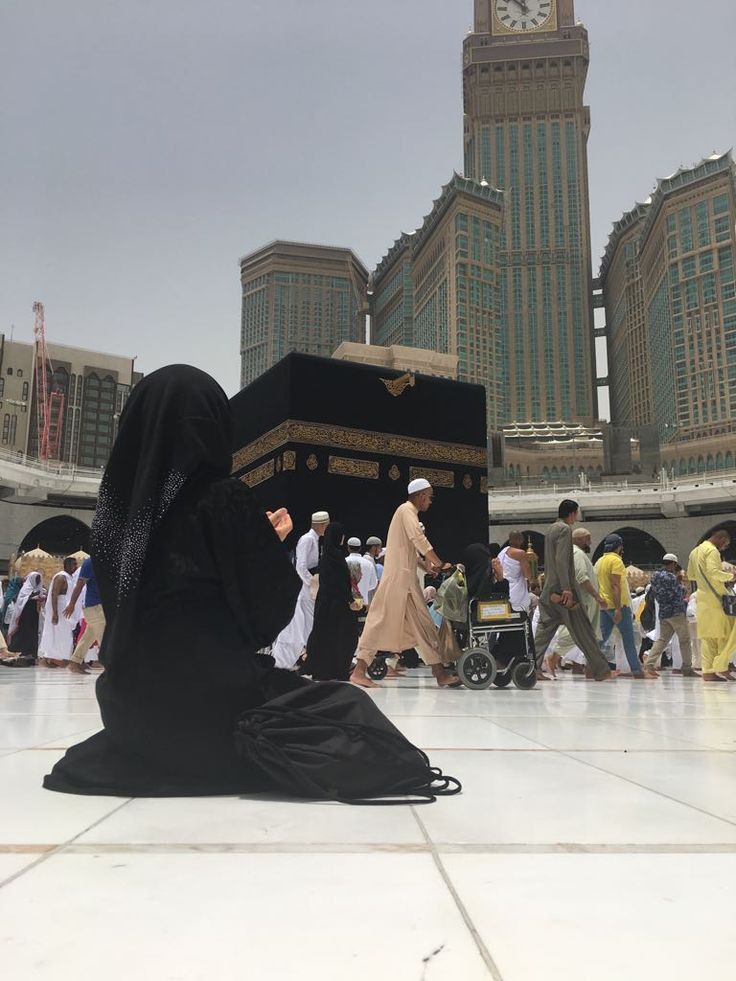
[230,353,489,560]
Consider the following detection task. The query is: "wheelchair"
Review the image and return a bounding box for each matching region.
[455,596,537,690]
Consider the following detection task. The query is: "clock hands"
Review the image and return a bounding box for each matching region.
[509,0,531,16]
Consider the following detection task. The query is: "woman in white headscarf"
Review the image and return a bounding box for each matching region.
[8,572,45,660]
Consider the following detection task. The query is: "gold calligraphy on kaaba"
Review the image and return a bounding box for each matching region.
[240,459,275,487]
[282,450,296,471]
[409,466,455,489]
[388,464,401,481]
[232,420,486,472]
[328,456,380,480]
[379,372,415,397]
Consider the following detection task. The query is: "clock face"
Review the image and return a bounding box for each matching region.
[494,0,555,34]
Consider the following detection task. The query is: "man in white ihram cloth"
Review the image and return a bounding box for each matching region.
[270,510,329,669]
[38,557,78,666]
[346,538,378,606]
[498,530,532,613]
[350,479,461,689]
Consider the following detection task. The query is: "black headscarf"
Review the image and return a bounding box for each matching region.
[461,543,494,602]
[91,365,233,641]
[318,522,351,603]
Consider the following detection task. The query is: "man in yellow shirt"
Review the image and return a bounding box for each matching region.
[595,534,653,679]
[687,529,736,682]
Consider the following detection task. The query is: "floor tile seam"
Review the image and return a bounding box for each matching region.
[385,714,493,720]
[0,708,100,712]
[0,797,134,891]
[22,746,98,752]
[410,807,503,981]
[0,842,434,855]
[471,716,554,752]
[482,713,736,721]
[20,725,104,753]
[478,716,732,753]
[417,747,551,753]
[417,747,723,754]
[5,842,736,856]
[612,717,733,752]
[556,749,736,830]
[432,843,736,854]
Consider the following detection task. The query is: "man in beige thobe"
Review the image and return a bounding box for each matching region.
[350,479,460,689]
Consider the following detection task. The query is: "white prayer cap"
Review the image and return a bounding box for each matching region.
[572,527,591,540]
[366,536,382,547]
[663,553,678,563]
[408,478,431,495]
[311,511,330,524]
[347,537,361,548]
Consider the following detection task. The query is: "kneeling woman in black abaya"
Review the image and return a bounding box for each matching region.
[303,522,360,681]
[44,365,306,797]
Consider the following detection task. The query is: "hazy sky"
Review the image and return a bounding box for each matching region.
[2,0,735,398]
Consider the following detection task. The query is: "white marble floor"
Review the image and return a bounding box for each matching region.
[1,667,736,980]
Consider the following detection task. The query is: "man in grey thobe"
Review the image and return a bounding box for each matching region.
[533,500,612,681]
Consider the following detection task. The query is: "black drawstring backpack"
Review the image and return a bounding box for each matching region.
[234,681,462,805]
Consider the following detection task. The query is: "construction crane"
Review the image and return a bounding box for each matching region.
[32,301,65,460]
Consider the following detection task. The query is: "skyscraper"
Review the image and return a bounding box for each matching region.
[599,204,651,431]
[463,0,597,427]
[371,175,506,429]
[240,241,369,389]
[602,152,736,474]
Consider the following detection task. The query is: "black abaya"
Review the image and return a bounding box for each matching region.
[44,366,303,797]
[11,601,40,658]
[303,523,358,682]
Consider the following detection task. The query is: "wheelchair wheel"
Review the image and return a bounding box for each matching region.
[368,658,388,681]
[457,647,497,690]
[512,661,537,690]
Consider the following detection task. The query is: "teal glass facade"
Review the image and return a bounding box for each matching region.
[371,176,505,429]
[240,245,368,388]
[603,153,736,469]
[463,34,597,427]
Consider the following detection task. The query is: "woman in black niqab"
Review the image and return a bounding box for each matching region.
[302,522,359,682]
[44,365,304,797]
[461,544,508,602]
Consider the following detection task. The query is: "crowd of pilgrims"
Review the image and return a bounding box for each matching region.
[1,557,103,671]
[266,512,525,686]
[1,364,733,801]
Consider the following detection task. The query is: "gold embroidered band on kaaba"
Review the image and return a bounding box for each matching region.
[409,466,454,489]
[328,456,380,480]
[232,420,487,473]
[242,459,275,487]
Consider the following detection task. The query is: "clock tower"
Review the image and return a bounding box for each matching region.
[464,0,597,428]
